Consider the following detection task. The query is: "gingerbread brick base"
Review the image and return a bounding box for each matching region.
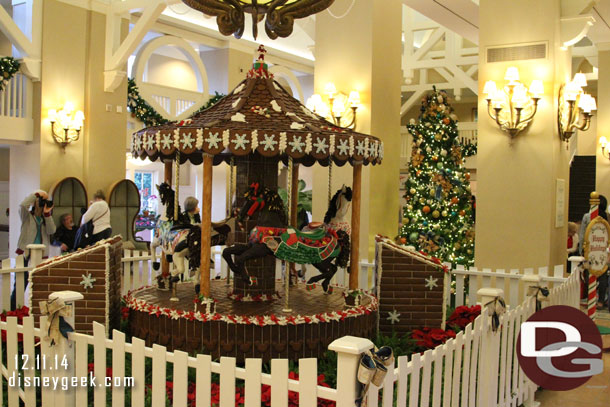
[376,236,446,335]
[126,280,377,362]
[30,236,123,334]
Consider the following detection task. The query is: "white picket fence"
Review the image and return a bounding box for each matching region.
[448,262,572,310]
[366,267,580,407]
[0,244,45,310]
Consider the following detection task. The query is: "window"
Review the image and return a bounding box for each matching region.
[133,171,156,214]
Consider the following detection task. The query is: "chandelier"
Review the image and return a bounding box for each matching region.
[182,0,335,39]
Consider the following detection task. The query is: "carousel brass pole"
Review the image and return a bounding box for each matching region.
[200,153,214,298]
[283,157,294,313]
[328,161,333,204]
[349,162,362,291]
[174,152,180,221]
[162,160,172,279]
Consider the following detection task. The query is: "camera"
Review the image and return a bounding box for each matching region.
[38,196,52,208]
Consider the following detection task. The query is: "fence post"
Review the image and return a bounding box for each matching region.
[46,290,84,407]
[329,335,374,407]
[26,244,45,267]
[476,287,503,407]
[522,274,542,306]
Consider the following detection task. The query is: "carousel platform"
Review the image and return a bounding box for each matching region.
[125,279,377,361]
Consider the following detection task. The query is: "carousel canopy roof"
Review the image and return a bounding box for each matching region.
[131,47,383,167]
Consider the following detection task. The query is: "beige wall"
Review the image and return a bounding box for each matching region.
[596,50,610,200]
[0,149,8,181]
[314,0,402,260]
[475,0,570,269]
[9,0,128,253]
[146,53,198,91]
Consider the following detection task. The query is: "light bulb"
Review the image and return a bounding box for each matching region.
[324,83,337,98]
[483,81,497,99]
[600,136,608,148]
[332,98,345,117]
[48,109,57,122]
[504,67,520,83]
[63,101,75,113]
[348,91,360,108]
[573,73,587,88]
[529,80,544,97]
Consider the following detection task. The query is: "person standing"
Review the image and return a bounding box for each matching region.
[81,190,112,245]
[53,213,77,253]
[14,190,56,309]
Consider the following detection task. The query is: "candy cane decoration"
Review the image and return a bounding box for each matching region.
[587,203,599,319]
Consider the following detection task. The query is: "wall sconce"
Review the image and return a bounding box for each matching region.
[482,67,543,138]
[306,83,360,129]
[599,136,610,160]
[48,102,84,149]
[558,73,596,143]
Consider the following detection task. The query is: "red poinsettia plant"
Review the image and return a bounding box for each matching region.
[446,305,481,331]
[1,306,29,342]
[411,327,456,350]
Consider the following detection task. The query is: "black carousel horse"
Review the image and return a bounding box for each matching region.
[222,183,350,292]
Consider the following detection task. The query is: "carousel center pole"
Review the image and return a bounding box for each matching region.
[349,162,363,291]
[170,152,181,301]
[200,153,214,298]
[283,157,295,312]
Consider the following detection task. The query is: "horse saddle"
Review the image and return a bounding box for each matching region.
[305,222,324,230]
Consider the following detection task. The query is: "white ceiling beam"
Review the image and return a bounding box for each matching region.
[447,65,478,94]
[0,0,41,80]
[0,4,34,56]
[403,0,479,44]
[104,0,167,91]
[408,56,479,69]
[411,27,445,61]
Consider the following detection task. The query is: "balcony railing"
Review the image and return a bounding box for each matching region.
[0,72,33,143]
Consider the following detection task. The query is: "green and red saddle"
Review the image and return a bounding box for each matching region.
[249,226,340,264]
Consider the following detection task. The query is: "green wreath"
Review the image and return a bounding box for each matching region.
[0,57,20,92]
[127,77,225,127]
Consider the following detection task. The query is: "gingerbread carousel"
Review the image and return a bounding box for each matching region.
[126,46,383,361]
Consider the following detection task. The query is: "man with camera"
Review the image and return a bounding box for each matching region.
[14,190,56,309]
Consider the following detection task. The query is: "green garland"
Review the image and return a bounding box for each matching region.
[127,77,225,127]
[0,57,20,92]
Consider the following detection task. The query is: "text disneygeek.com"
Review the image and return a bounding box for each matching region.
[8,373,135,390]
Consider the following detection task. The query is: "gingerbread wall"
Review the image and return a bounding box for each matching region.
[30,236,123,334]
[377,239,446,335]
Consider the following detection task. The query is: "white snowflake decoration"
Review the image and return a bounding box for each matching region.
[261,134,278,151]
[231,112,246,122]
[251,130,258,150]
[195,129,204,149]
[313,137,328,154]
[182,133,195,149]
[144,135,155,150]
[80,273,96,290]
[270,100,282,112]
[134,136,142,151]
[355,140,366,156]
[337,139,349,156]
[232,133,250,150]
[289,135,305,153]
[370,141,378,158]
[387,309,400,324]
[425,276,438,290]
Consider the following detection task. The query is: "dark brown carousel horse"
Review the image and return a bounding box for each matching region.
[222,183,350,292]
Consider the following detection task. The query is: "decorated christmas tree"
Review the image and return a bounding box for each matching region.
[399,88,475,266]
